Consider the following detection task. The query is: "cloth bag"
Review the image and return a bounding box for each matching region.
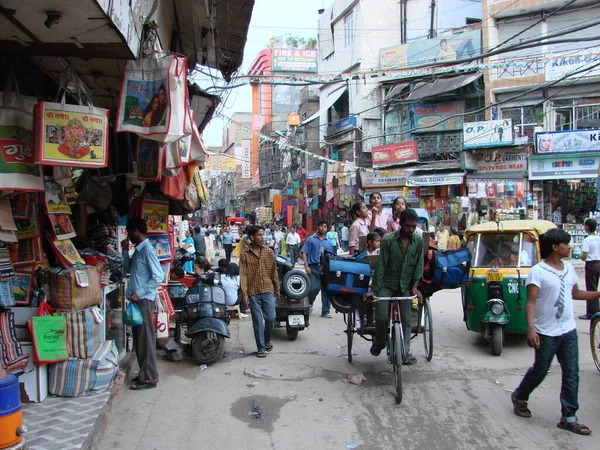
[56,307,103,359]
[27,302,69,365]
[116,55,189,143]
[47,266,102,311]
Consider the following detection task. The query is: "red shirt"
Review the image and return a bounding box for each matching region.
[298,227,308,242]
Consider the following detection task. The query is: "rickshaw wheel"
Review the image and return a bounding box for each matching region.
[393,323,403,404]
[421,298,433,361]
[346,311,354,363]
[490,325,504,356]
[590,316,600,373]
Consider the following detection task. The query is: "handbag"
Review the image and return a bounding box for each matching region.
[124,301,143,327]
[76,170,113,213]
[47,266,102,311]
[116,55,189,143]
[27,302,69,365]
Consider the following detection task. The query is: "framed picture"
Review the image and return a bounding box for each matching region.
[137,138,164,181]
[11,268,33,305]
[47,213,76,240]
[47,235,85,268]
[142,200,169,234]
[160,262,171,285]
[11,238,36,267]
[147,234,172,261]
[15,198,39,240]
[43,179,71,214]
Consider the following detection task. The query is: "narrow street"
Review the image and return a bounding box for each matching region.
[95,285,600,450]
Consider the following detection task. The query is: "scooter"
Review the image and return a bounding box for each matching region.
[183,274,230,364]
[275,255,311,341]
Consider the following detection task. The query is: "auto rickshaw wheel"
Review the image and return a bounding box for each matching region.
[490,325,504,356]
[286,325,299,341]
[590,316,600,373]
[346,311,354,363]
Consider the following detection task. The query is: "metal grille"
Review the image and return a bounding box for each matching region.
[492,58,545,80]
[414,132,463,155]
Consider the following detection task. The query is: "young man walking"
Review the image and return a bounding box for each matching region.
[511,228,599,436]
[341,222,349,252]
[239,226,280,358]
[579,218,600,319]
[301,221,334,318]
[221,226,235,263]
[286,225,301,266]
[122,217,164,390]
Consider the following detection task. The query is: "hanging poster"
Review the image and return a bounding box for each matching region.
[11,268,33,305]
[142,200,169,234]
[160,262,170,286]
[36,101,109,167]
[44,179,71,214]
[9,193,30,219]
[147,234,173,261]
[15,200,39,240]
[0,120,44,191]
[47,236,85,268]
[10,238,36,267]
[137,139,164,181]
[47,213,76,240]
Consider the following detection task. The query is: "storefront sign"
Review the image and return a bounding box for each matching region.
[545,48,600,81]
[241,140,251,179]
[371,141,418,168]
[363,191,402,204]
[405,173,465,187]
[529,155,600,180]
[307,169,325,179]
[535,130,600,154]
[204,153,236,172]
[472,149,528,173]
[379,30,482,69]
[360,168,407,188]
[408,102,464,132]
[327,116,357,136]
[463,119,513,148]
[272,49,318,73]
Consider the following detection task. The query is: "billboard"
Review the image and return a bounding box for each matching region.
[535,130,600,155]
[529,155,599,180]
[545,48,600,81]
[360,168,407,188]
[371,142,418,168]
[204,153,236,172]
[463,119,514,148]
[272,49,318,73]
[379,30,482,69]
[407,102,464,132]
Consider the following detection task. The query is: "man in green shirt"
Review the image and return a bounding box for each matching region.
[367,208,424,363]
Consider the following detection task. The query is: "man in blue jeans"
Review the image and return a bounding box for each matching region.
[301,221,334,318]
[512,228,599,436]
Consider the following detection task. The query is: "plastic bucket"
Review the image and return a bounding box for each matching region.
[0,372,23,448]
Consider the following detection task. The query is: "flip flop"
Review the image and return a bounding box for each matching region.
[130,383,157,391]
[256,352,267,358]
[557,421,592,435]
[265,343,273,352]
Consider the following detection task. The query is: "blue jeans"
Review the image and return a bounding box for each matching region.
[513,329,579,422]
[248,292,276,353]
[288,245,297,266]
[308,265,330,315]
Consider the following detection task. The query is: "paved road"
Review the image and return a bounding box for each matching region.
[96,283,600,450]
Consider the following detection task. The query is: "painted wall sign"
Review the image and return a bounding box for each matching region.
[327,116,357,136]
[463,119,514,148]
[545,49,600,81]
[535,129,600,154]
[408,102,464,132]
[472,149,528,173]
[405,173,464,186]
[528,155,600,180]
[371,141,418,168]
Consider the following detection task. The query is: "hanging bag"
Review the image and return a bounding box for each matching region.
[116,55,189,143]
[27,302,69,365]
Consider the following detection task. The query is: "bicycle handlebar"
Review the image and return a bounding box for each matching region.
[371,295,417,302]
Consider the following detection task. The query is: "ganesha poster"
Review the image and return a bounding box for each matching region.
[36,101,109,168]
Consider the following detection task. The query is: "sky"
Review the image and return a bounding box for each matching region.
[201,0,333,147]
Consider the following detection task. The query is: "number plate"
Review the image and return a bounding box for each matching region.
[288,315,305,326]
[486,272,503,282]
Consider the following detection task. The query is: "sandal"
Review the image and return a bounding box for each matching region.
[130,383,157,391]
[256,352,267,358]
[557,420,592,435]
[265,343,273,352]
[511,394,531,418]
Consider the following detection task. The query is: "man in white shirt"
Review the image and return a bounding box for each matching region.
[340,222,349,252]
[580,218,600,319]
[274,225,284,256]
[511,228,598,435]
[436,223,450,250]
[285,226,301,266]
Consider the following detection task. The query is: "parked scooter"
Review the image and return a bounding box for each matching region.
[275,255,311,341]
[183,274,230,364]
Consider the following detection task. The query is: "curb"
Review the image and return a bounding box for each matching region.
[80,352,137,450]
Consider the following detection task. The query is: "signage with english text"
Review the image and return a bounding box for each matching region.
[463,119,514,148]
[371,141,418,168]
[529,155,600,180]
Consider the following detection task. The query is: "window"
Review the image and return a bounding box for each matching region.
[501,106,542,141]
[552,100,600,130]
[344,11,355,47]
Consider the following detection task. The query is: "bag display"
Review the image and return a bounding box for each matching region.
[116,55,189,143]
[324,255,371,296]
[56,307,103,359]
[432,248,471,289]
[28,302,69,365]
[0,310,30,376]
[124,301,143,327]
[47,266,102,311]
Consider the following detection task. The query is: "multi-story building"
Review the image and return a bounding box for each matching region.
[482,0,600,224]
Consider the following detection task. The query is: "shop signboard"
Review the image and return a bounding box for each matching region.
[408,102,464,132]
[463,119,514,148]
[545,48,600,82]
[535,129,600,154]
[241,140,251,179]
[307,169,325,179]
[379,30,482,69]
[472,149,528,173]
[405,173,465,187]
[204,153,236,172]
[371,141,418,168]
[360,168,407,188]
[272,49,318,73]
[528,155,600,180]
[327,116,357,136]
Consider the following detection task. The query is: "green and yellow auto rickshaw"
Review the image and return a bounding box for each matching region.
[461,220,557,356]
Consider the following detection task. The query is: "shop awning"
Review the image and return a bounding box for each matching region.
[301,86,348,126]
[384,83,409,101]
[407,73,482,101]
[405,171,465,187]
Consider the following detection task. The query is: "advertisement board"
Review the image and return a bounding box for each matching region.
[408,102,464,132]
[529,155,600,180]
[360,168,407,188]
[379,30,482,69]
[371,141,418,168]
[405,173,465,187]
[272,49,318,73]
[204,153,236,172]
[535,130,600,154]
[545,48,600,81]
[463,119,513,148]
[472,149,528,173]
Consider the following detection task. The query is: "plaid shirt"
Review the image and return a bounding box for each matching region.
[372,231,424,294]
[239,245,280,296]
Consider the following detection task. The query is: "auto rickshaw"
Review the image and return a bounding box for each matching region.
[461,220,557,356]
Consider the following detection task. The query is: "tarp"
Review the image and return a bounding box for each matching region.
[408,73,482,101]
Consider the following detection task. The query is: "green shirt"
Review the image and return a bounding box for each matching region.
[372,231,424,294]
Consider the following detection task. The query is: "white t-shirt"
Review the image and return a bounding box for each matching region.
[526,261,577,337]
[582,234,600,261]
[286,232,301,245]
[341,226,349,241]
[221,275,240,306]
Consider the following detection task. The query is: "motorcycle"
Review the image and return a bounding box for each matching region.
[183,274,230,364]
[275,255,311,341]
[172,247,195,273]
